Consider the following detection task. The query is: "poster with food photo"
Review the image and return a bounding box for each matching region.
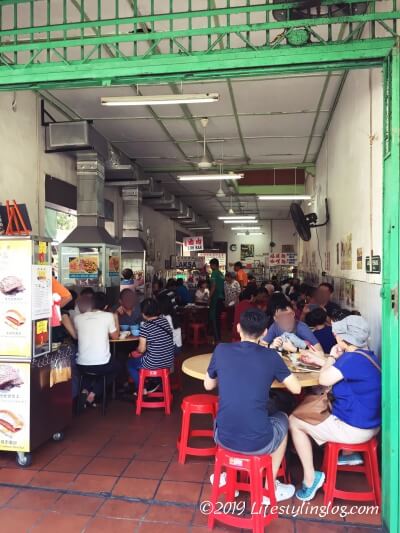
[0,362,30,452]
[0,239,32,358]
[68,255,99,279]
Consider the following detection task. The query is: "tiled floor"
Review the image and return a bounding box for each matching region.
[0,347,383,532]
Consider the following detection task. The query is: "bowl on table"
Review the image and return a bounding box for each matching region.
[120,325,130,332]
[130,325,140,337]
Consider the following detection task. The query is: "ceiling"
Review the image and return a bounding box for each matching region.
[48,71,344,222]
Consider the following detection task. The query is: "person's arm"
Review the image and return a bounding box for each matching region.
[204,372,218,391]
[298,323,324,354]
[137,336,147,353]
[61,314,77,340]
[108,313,119,341]
[209,278,216,300]
[52,278,72,309]
[319,358,343,386]
[282,374,302,394]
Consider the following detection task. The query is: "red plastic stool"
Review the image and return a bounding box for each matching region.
[209,447,278,532]
[322,437,381,506]
[170,356,183,392]
[188,323,207,347]
[177,394,218,464]
[237,456,289,485]
[136,369,172,415]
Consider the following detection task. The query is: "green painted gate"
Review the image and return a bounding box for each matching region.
[0,2,400,530]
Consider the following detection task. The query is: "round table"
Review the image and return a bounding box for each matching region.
[182,353,321,389]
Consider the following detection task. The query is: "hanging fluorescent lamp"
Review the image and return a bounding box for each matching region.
[218,215,256,220]
[224,220,258,224]
[178,173,244,181]
[237,232,263,236]
[231,227,261,231]
[101,93,219,106]
[258,194,312,200]
[186,226,211,230]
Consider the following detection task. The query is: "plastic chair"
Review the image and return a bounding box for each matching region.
[187,323,208,347]
[78,371,107,416]
[136,368,172,415]
[177,394,218,464]
[322,437,381,506]
[209,446,278,532]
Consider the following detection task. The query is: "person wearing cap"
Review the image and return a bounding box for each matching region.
[289,314,381,502]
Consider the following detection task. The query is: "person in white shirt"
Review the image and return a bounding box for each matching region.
[69,287,95,324]
[195,280,210,305]
[75,292,120,407]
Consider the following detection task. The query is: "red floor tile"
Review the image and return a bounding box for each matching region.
[62,442,105,456]
[99,443,140,459]
[145,504,194,524]
[266,517,296,532]
[155,480,202,504]
[44,454,91,474]
[83,457,130,477]
[112,477,159,499]
[32,511,90,532]
[97,499,148,519]
[137,523,189,533]
[0,508,44,530]
[135,446,176,462]
[0,486,18,505]
[85,516,139,532]
[51,494,105,516]
[8,488,59,509]
[29,471,76,490]
[344,503,382,526]
[123,459,168,479]
[0,467,38,485]
[293,521,348,533]
[164,462,209,483]
[69,473,117,494]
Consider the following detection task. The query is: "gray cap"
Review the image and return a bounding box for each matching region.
[332,315,370,347]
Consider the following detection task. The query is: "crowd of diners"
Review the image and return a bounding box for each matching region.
[52,260,381,504]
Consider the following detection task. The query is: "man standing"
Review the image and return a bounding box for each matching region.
[234,261,248,288]
[209,258,225,342]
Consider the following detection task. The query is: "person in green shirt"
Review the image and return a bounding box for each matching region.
[209,258,225,342]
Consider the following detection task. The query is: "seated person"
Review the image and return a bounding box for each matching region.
[158,278,178,311]
[175,278,192,306]
[205,308,301,503]
[263,301,323,353]
[116,288,141,327]
[255,287,269,313]
[75,292,120,407]
[69,287,95,324]
[299,286,320,321]
[317,282,340,316]
[231,285,258,341]
[304,307,336,353]
[195,280,210,305]
[158,294,182,356]
[120,267,135,293]
[127,298,175,393]
[289,314,381,501]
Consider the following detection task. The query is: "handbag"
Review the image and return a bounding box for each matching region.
[292,349,381,426]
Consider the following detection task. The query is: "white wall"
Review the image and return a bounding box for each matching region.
[212,219,297,267]
[299,68,383,352]
[0,91,76,234]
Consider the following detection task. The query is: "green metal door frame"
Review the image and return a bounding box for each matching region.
[0,3,400,531]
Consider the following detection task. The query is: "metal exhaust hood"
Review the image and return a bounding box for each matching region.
[120,187,146,253]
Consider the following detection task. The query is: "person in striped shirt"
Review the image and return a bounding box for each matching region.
[127,298,175,394]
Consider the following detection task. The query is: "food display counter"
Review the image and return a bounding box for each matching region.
[0,236,72,467]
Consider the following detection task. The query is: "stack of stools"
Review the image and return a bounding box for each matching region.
[177,394,218,464]
[136,368,172,415]
[322,437,381,506]
[208,447,278,532]
[187,323,208,347]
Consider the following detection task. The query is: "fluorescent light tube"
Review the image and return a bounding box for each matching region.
[178,173,244,181]
[236,232,263,235]
[224,220,258,224]
[186,227,211,230]
[258,195,312,200]
[101,93,219,106]
[231,227,261,231]
[218,216,256,220]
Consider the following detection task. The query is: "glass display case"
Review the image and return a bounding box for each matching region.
[121,251,146,293]
[58,242,121,289]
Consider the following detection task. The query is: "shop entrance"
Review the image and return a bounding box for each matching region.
[0,2,399,531]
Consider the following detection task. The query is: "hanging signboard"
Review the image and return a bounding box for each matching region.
[183,236,204,252]
[198,252,226,270]
[267,253,298,266]
[174,256,205,270]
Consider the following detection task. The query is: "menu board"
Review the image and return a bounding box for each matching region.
[267,253,298,266]
[68,254,99,279]
[183,236,204,252]
[108,253,120,278]
[198,252,226,270]
[0,362,30,452]
[0,240,32,358]
[31,265,52,320]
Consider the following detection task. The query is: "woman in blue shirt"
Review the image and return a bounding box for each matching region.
[289,315,381,502]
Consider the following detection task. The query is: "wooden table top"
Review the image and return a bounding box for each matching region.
[110,335,140,343]
[182,353,321,389]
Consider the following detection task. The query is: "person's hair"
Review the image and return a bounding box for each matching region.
[176,278,184,286]
[166,278,177,289]
[198,280,207,288]
[273,299,293,315]
[225,272,233,280]
[122,268,134,280]
[157,294,180,329]
[63,289,77,311]
[80,287,95,297]
[257,287,268,296]
[306,286,318,299]
[267,293,290,315]
[239,308,268,338]
[210,258,219,268]
[234,261,242,269]
[141,298,160,317]
[240,285,258,301]
[299,283,310,295]
[305,307,327,328]
[153,279,163,290]
[93,291,108,311]
[120,288,134,300]
[319,282,334,293]
[330,308,351,321]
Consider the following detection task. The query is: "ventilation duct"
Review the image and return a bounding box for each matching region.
[142,178,164,199]
[120,187,146,253]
